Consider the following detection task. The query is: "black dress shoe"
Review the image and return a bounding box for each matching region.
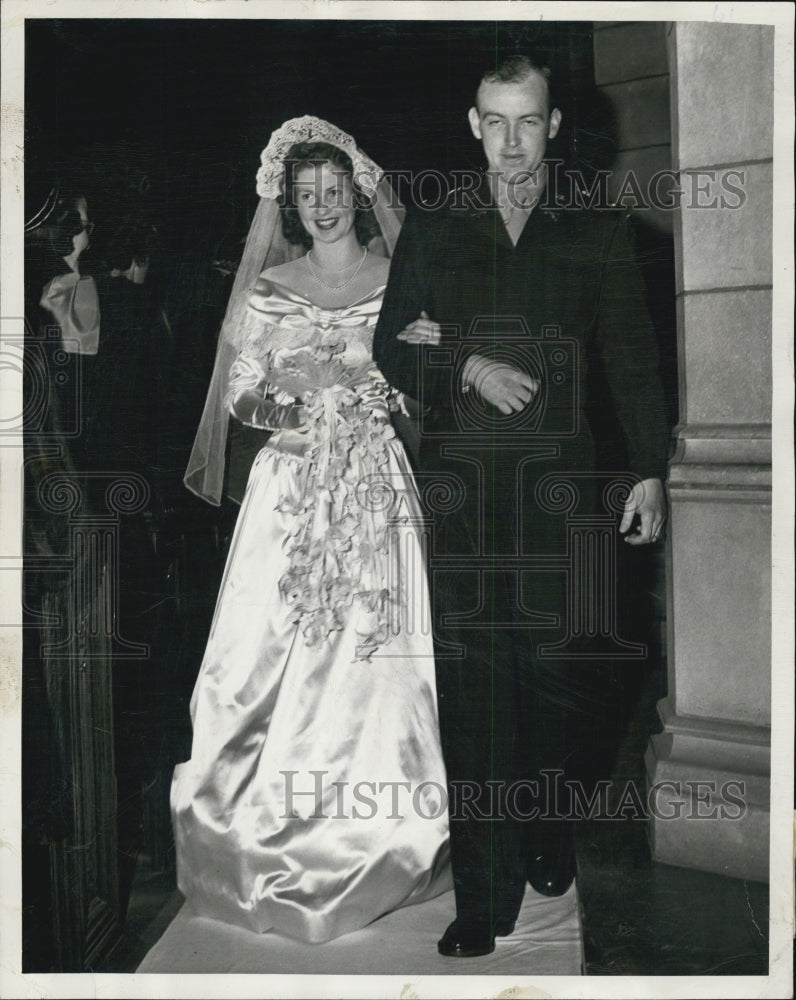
[527,830,576,897]
[437,916,516,958]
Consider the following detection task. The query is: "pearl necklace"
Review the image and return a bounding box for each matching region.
[306,247,367,291]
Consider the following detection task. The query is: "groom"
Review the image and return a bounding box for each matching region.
[374,53,668,958]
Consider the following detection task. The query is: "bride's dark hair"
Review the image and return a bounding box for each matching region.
[280,141,379,250]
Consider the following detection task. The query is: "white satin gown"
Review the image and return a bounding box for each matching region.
[171,277,451,942]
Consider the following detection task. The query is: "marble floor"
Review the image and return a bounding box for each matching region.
[575,693,770,976]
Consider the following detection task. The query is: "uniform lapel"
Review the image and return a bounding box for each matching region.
[455,175,515,253]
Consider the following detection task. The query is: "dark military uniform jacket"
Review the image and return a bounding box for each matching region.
[374,176,668,601]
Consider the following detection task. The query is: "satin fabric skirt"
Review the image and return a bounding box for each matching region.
[171,432,451,942]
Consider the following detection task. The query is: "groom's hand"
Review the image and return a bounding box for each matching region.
[462,355,540,415]
[619,478,667,545]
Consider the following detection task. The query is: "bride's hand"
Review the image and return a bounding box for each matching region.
[396,311,441,345]
[281,403,307,431]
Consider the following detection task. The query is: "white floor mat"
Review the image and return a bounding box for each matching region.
[137,884,583,976]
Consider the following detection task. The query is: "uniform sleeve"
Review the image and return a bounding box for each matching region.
[596,212,670,483]
[373,210,441,404]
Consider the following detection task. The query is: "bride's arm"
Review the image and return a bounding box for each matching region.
[225,354,305,431]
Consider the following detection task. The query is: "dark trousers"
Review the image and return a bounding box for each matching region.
[433,564,619,923]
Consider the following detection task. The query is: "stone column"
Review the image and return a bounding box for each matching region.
[593,20,672,233]
[645,21,774,882]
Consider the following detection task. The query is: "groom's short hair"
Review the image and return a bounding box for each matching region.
[475,54,556,113]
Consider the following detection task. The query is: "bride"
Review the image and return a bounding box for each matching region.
[172,117,451,943]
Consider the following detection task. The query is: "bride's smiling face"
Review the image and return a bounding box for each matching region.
[294,161,357,246]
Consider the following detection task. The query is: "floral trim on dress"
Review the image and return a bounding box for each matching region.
[259,343,403,661]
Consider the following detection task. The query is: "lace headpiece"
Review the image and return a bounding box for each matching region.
[255,116,383,199]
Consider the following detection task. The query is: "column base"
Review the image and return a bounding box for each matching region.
[645,697,770,883]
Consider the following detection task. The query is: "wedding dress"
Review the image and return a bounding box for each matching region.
[171,276,451,943]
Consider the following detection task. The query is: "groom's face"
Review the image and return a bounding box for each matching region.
[468,72,561,184]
